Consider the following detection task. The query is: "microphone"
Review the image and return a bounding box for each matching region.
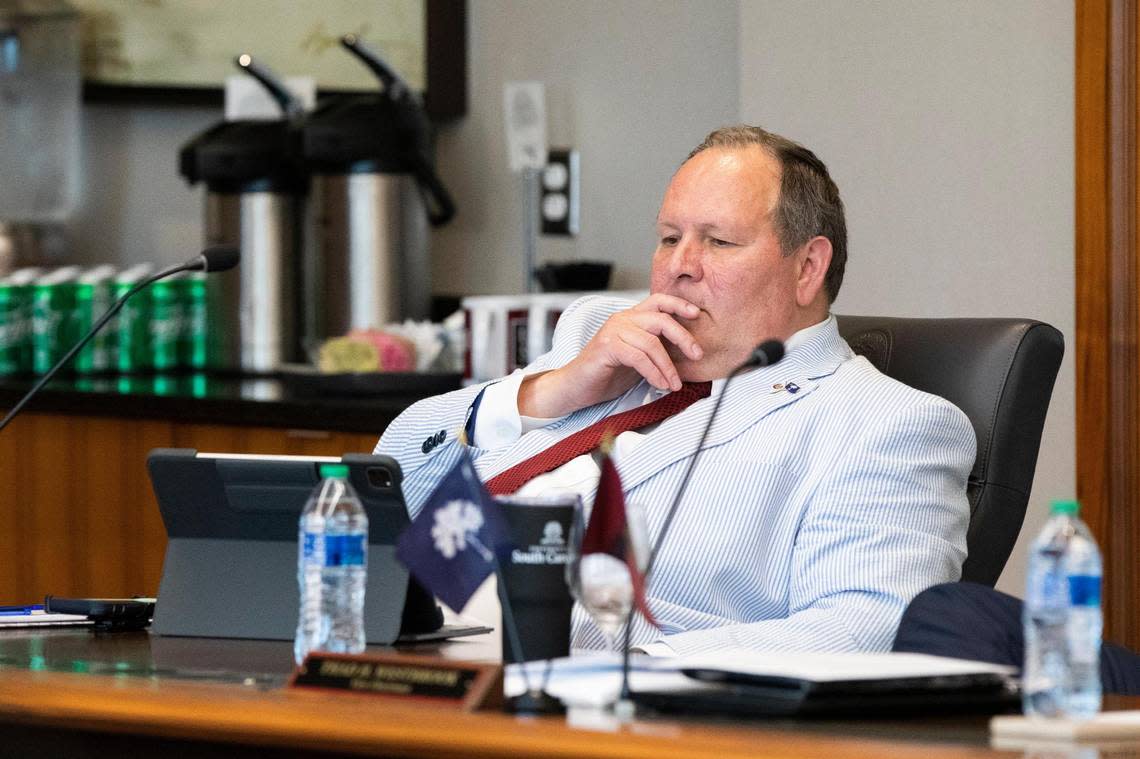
[741,339,785,369]
[192,244,241,273]
[616,338,786,709]
[0,245,240,435]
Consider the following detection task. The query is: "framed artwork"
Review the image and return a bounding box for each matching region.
[75,0,466,121]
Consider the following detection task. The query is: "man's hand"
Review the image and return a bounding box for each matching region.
[517,294,703,419]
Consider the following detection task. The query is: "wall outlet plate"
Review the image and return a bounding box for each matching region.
[540,148,579,236]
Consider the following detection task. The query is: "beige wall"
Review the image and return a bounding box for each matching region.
[429,0,739,295]
[67,104,215,267]
[739,0,1075,596]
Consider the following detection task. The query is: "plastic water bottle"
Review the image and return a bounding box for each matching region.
[294,463,368,664]
[1023,499,1103,718]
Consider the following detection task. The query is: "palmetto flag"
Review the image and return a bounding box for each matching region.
[396,450,511,613]
[583,451,658,627]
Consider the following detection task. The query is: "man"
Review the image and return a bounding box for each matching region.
[377,125,975,655]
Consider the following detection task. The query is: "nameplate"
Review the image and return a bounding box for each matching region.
[290,652,503,711]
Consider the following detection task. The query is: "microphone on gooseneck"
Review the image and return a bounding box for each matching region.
[741,339,785,371]
[193,244,241,273]
[616,337,786,708]
[0,245,240,435]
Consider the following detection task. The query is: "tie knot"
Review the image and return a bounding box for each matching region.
[679,381,713,400]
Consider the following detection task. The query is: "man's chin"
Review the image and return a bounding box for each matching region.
[674,357,724,383]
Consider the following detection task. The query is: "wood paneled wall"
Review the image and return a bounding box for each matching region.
[1075,0,1140,650]
[0,412,379,602]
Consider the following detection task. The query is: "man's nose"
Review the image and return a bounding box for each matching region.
[668,237,704,280]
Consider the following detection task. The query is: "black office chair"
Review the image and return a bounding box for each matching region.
[835,316,1064,586]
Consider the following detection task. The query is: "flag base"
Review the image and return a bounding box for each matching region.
[504,688,566,715]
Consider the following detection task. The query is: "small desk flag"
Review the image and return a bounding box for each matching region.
[396,450,512,613]
[582,452,657,627]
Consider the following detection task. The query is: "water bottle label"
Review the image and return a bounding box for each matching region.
[302,532,319,560]
[1068,574,1101,606]
[324,534,366,567]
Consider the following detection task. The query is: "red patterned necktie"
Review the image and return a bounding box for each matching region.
[485,381,713,496]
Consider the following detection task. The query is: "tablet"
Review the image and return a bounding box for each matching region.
[146,449,448,644]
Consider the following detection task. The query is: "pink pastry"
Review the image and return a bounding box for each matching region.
[348,329,417,372]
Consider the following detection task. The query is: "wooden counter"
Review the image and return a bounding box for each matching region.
[0,627,1083,759]
[0,372,457,601]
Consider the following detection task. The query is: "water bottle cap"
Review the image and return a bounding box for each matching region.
[1050,499,1080,516]
[319,463,350,479]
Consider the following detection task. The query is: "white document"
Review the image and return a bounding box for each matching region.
[0,609,90,627]
[505,650,1013,710]
[679,650,1016,682]
[505,652,717,709]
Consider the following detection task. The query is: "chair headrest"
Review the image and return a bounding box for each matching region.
[836,315,1063,492]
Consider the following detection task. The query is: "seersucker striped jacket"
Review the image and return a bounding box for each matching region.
[376,295,976,655]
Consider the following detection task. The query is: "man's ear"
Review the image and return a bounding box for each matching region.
[796,236,833,308]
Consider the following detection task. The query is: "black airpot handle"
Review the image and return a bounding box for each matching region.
[234,54,304,121]
[340,34,413,104]
[340,34,455,226]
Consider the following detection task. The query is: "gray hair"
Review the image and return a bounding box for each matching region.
[687,125,847,303]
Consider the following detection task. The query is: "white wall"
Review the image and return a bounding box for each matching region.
[739,0,1075,596]
[430,0,740,294]
[67,104,216,268]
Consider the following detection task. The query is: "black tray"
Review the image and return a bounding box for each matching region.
[279,369,463,397]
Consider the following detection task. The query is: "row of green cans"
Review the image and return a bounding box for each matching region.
[0,264,216,376]
[0,267,44,375]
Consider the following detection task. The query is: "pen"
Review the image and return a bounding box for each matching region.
[0,605,44,616]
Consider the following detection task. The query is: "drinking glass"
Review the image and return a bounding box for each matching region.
[564,499,650,651]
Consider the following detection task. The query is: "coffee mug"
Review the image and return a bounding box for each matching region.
[496,495,577,663]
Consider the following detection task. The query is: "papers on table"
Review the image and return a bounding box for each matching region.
[0,606,90,628]
[679,650,1015,682]
[506,652,718,709]
[505,650,1016,710]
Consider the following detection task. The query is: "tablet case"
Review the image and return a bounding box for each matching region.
[146,449,443,644]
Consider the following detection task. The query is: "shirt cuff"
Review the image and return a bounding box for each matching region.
[471,370,560,448]
[471,371,525,448]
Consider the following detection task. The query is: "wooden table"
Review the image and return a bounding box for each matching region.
[0,627,1130,759]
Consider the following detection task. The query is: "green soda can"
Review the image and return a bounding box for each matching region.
[0,268,42,375]
[111,264,154,373]
[150,274,182,372]
[74,265,116,374]
[180,272,212,370]
[32,266,81,374]
[0,279,19,375]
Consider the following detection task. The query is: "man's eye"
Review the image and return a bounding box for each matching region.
[711,238,735,247]
[660,236,680,246]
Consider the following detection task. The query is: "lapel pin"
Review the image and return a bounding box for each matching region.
[770,383,784,394]
[785,382,801,394]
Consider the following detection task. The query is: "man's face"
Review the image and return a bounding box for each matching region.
[650,145,811,381]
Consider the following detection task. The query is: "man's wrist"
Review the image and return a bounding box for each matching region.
[518,369,573,418]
